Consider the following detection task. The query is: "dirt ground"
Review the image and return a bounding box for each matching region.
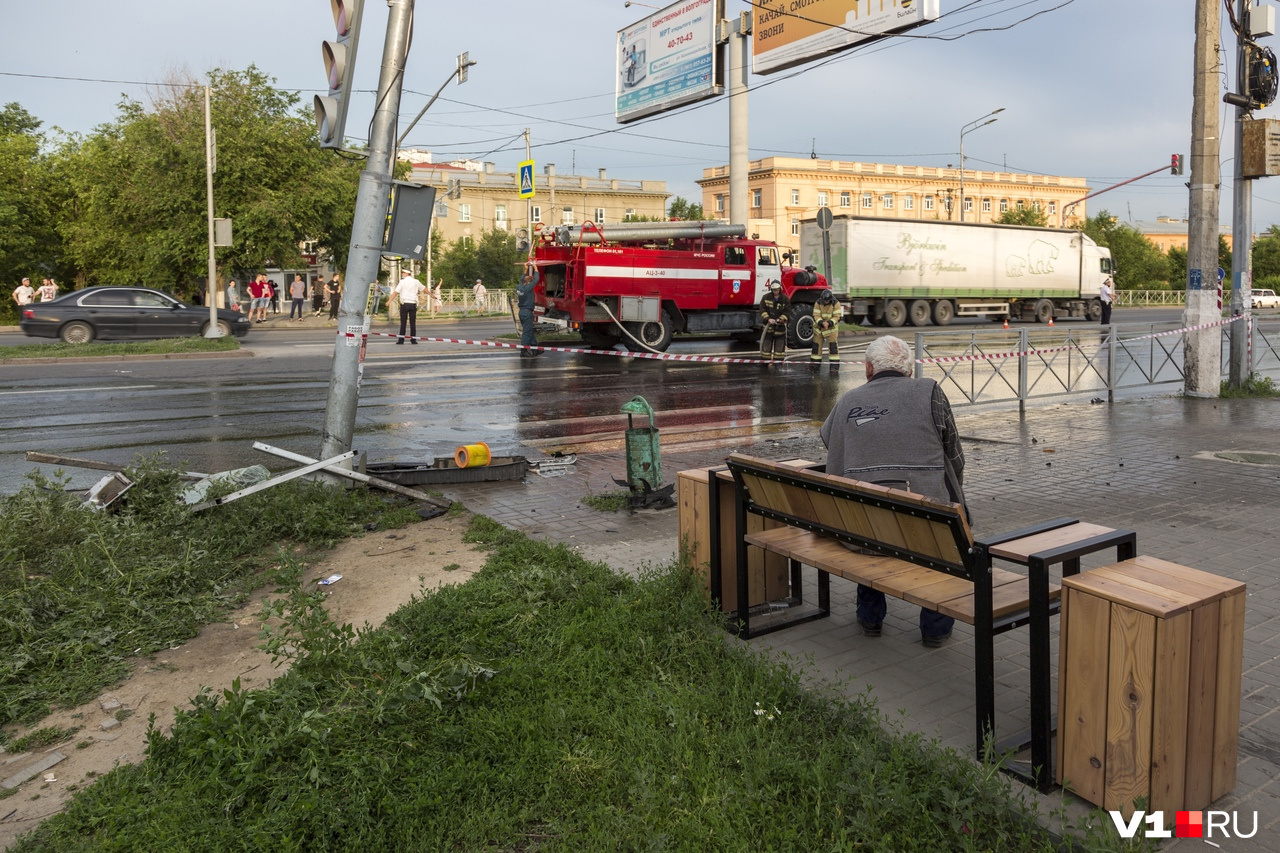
[0,512,487,850]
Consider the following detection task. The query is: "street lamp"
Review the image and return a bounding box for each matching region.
[958,107,1003,222]
[624,1,659,8]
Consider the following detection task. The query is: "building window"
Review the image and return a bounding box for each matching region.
[459,203,471,222]
[924,196,934,211]
[595,207,606,224]
[1033,200,1041,212]
[817,191,828,208]
[561,206,575,224]
[1048,201,1057,214]
[963,198,973,213]
[861,192,873,209]
[903,196,914,211]
[982,198,991,213]
[840,191,851,208]
[1016,200,1025,210]
[752,189,762,208]
[715,194,725,213]
[791,188,800,205]
[1000,199,1009,213]
[882,194,894,209]
[791,218,800,236]
[495,204,507,229]
[435,199,448,218]
[625,208,636,220]
[531,205,542,223]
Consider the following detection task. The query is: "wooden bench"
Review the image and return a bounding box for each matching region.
[716,453,1137,789]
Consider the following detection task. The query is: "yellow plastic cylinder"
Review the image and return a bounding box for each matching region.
[454,442,492,468]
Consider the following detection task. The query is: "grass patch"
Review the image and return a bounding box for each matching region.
[7,726,80,753]
[12,524,1148,852]
[0,336,241,360]
[1220,373,1280,397]
[0,457,421,727]
[581,490,631,512]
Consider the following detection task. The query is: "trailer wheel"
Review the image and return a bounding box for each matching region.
[884,299,907,328]
[625,309,674,352]
[1034,299,1054,324]
[787,302,815,348]
[908,300,931,327]
[932,299,955,326]
[1086,298,1102,321]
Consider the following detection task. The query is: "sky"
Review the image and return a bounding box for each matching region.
[6,0,1276,230]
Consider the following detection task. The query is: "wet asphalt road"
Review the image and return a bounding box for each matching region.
[0,308,1249,495]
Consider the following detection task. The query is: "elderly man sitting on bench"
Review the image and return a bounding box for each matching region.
[819,335,966,648]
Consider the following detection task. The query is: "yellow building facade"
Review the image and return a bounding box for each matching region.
[697,156,1092,255]
[405,159,669,246]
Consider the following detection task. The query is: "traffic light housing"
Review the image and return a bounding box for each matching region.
[1171,154,1183,176]
[315,0,365,149]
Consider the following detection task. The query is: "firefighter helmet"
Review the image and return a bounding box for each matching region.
[769,279,781,290]
[819,289,835,304]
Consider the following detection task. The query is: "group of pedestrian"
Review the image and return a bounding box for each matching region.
[758,280,842,365]
[10,277,59,306]
[223,273,342,322]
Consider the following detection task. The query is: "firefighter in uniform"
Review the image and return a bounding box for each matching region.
[759,279,790,362]
[811,289,841,364]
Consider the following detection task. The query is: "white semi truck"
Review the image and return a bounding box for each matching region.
[799,215,1116,326]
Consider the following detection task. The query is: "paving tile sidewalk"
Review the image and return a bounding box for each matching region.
[441,395,1280,850]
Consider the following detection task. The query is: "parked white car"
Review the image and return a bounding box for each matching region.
[1253,288,1280,309]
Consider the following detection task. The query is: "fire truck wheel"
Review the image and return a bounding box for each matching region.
[625,310,674,352]
[884,300,907,327]
[786,302,815,348]
[908,300,932,327]
[581,325,622,349]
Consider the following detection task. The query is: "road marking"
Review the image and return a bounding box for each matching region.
[0,384,156,396]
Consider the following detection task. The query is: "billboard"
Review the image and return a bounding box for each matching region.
[615,0,724,124]
[752,0,940,76]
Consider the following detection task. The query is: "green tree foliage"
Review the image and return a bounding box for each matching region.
[56,68,361,298]
[996,206,1049,227]
[1081,210,1169,288]
[435,229,524,289]
[667,196,705,221]
[0,103,64,296]
[1251,225,1280,280]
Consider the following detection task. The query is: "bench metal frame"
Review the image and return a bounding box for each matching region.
[713,454,1136,791]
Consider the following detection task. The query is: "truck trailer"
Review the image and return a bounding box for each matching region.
[533,220,828,352]
[799,215,1115,326]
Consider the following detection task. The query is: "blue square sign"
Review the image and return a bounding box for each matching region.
[518,160,535,199]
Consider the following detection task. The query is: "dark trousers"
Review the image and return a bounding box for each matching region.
[856,584,954,640]
[760,333,786,359]
[328,296,339,319]
[289,298,304,319]
[1100,302,1112,324]
[519,309,536,348]
[398,303,418,339]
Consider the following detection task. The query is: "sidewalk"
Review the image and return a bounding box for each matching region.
[437,394,1280,850]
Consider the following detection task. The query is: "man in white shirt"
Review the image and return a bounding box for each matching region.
[392,272,426,344]
[472,278,487,314]
[1099,277,1114,325]
[37,278,59,302]
[11,278,35,306]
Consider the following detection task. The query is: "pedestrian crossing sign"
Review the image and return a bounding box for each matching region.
[519,160,535,198]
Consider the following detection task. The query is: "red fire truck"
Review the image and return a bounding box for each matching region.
[531,221,827,352]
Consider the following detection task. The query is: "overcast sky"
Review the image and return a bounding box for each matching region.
[6,1,1275,229]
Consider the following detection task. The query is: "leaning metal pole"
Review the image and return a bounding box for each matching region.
[1185,0,1223,397]
[320,0,414,460]
[1229,0,1254,387]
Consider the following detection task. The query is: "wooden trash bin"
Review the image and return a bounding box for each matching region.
[1056,556,1246,817]
[676,465,792,614]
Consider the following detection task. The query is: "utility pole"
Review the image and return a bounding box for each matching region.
[1185,0,1223,397]
[320,0,414,460]
[723,12,750,227]
[203,86,221,337]
[525,127,533,241]
[1229,0,1254,387]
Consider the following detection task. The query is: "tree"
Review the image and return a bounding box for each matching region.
[436,236,478,289]
[0,104,64,298]
[1252,225,1280,280]
[56,67,361,298]
[667,196,705,221]
[1081,210,1168,288]
[996,206,1049,227]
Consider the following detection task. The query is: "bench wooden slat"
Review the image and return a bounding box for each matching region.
[988,522,1119,562]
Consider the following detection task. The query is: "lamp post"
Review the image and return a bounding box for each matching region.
[958,108,1003,222]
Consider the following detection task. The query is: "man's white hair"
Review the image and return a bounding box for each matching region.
[865,335,914,375]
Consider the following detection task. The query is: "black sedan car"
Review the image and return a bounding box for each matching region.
[19,287,252,344]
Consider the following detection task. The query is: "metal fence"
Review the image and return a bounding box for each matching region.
[910,318,1280,410]
[1113,290,1186,306]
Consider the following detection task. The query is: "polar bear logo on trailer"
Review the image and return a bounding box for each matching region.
[1006,239,1059,278]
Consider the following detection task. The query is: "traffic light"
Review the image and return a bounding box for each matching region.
[314,0,365,149]
[1171,154,1183,176]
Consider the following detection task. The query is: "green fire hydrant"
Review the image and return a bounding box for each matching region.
[616,396,674,509]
